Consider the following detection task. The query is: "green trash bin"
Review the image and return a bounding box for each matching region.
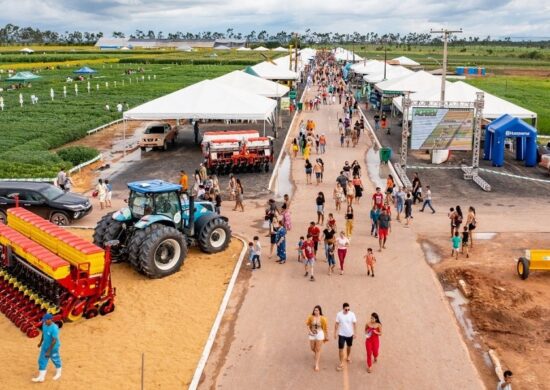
[297,102,303,111]
[379,147,392,163]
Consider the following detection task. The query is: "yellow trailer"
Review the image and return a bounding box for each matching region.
[517,250,550,279]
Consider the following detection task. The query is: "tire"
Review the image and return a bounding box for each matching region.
[517,257,530,280]
[137,225,187,278]
[127,224,161,271]
[0,210,6,225]
[197,217,231,254]
[50,212,70,226]
[93,212,115,247]
[102,220,126,261]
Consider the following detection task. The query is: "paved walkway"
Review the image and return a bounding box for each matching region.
[202,87,484,389]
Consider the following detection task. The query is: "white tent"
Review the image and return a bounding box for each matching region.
[272,55,304,72]
[333,47,364,62]
[393,81,537,120]
[177,45,192,52]
[351,60,384,74]
[214,45,231,50]
[236,47,251,51]
[391,56,420,67]
[120,46,131,51]
[363,65,413,83]
[20,47,34,54]
[123,79,277,121]
[375,71,445,94]
[272,46,288,52]
[250,61,299,80]
[300,48,317,61]
[214,70,289,98]
[253,46,269,51]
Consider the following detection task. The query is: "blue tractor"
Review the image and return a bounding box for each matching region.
[93,180,231,278]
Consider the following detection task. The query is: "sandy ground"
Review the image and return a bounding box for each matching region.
[200,86,484,389]
[0,232,243,389]
[425,232,550,390]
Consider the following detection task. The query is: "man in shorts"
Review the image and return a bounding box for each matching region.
[307,222,321,255]
[302,234,316,281]
[377,208,391,251]
[372,187,384,209]
[334,302,357,370]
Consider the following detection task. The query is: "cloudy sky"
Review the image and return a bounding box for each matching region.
[1,0,549,38]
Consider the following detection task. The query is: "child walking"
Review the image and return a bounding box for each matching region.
[451,232,462,259]
[327,242,336,276]
[461,227,470,258]
[296,236,305,262]
[252,236,262,269]
[364,248,376,277]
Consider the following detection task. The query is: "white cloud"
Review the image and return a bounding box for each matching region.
[0,0,548,38]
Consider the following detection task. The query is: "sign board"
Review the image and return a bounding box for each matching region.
[289,90,297,100]
[411,107,474,150]
[280,97,291,111]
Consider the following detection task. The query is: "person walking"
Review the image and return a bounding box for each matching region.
[291,138,299,158]
[404,192,413,226]
[412,173,422,204]
[227,174,237,201]
[352,175,363,204]
[104,179,113,208]
[461,226,470,258]
[345,181,355,205]
[345,205,354,238]
[32,313,62,382]
[454,205,463,236]
[333,183,345,212]
[364,248,376,277]
[372,187,384,209]
[370,205,380,237]
[233,179,244,212]
[281,204,292,231]
[56,168,67,191]
[251,236,262,269]
[319,134,327,154]
[498,370,513,390]
[336,231,350,275]
[95,179,107,210]
[198,163,207,182]
[336,171,349,195]
[466,206,477,248]
[307,222,321,255]
[395,187,405,221]
[326,241,336,275]
[179,170,189,193]
[334,303,357,371]
[306,305,329,372]
[377,208,391,251]
[365,313,382,373]
[314,160,323,185]
[302,234,316,281]
[451,231,462,259]
[305,159,313,184]
[419,185,435,213]
[316,192,325,225]
[275,220,287,264]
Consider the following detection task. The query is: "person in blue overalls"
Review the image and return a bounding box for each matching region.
[32,313,62,382]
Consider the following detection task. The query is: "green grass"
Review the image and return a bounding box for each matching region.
[0,62,247,178]
[464,76,550,134]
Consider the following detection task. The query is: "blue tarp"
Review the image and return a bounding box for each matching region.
[73,66,97,74]
[483,114,538,167]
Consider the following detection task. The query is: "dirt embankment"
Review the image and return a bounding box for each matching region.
[428,232,550,390]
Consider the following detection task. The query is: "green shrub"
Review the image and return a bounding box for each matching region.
[519,50,544,59]
[57,146,99,166]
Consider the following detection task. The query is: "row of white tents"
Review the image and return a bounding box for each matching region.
[235,46,288,52]
[351,60,537,122]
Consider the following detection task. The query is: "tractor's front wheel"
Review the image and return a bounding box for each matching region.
[197,218,231,254]
[517,257,530,280]
[137,225,187,278]
[92,212,115,247]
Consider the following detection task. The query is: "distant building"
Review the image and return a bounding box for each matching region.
[94,37,246,50]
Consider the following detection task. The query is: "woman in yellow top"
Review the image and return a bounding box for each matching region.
[306,305,329,371]
[303,141,311,161]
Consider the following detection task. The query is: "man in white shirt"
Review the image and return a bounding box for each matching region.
[497,370,513,390]
[334,302,357,371]
[419,185,435,214]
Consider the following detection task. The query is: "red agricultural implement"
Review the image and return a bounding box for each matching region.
[0,207,115,338]
[201,130,274,175]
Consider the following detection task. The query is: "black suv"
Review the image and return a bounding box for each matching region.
[0,181,92,226]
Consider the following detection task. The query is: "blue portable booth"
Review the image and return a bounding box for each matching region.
[483,114,538,167]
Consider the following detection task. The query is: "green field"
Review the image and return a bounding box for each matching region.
[0,62,245,178]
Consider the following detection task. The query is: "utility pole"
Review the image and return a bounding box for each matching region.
[383,38,387,80]
[430,28,462,102]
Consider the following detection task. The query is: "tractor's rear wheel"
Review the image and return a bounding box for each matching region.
[102,221,126,261]
[93,212,115,247]
[127,225,161,271]
[517,257,530,280]
[197,218,231,254]
[137,226,187,278]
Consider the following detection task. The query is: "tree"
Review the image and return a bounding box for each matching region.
[112,31,125,38]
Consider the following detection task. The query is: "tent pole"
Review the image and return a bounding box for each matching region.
[123,119,127,157]
[263,120,266,137]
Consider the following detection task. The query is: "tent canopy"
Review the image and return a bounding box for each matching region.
[177,45,192,52]
[351,60,383,74]
[214,45,231,50]
[214,70,289,98]
[391,56,420,67]
[299,48,317,61]
[333,47,364,62]
[394,81,537,120]
[272,55,304,72]
[73,66,97,74]
[20,47,34,53]
[363,65,413,83]
[253,46,269,51]
[123,79,277,121]
[250,61,299,80]
[272,46,288,52]
[6,71,41,82]
[237,47,251,51]
[375,71,444,94]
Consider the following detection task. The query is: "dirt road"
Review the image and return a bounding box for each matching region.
[200,87,484,389]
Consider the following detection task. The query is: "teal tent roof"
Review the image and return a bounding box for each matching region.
[6,71,41,82]
[73,66,97,74]
[244,66,260,77]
